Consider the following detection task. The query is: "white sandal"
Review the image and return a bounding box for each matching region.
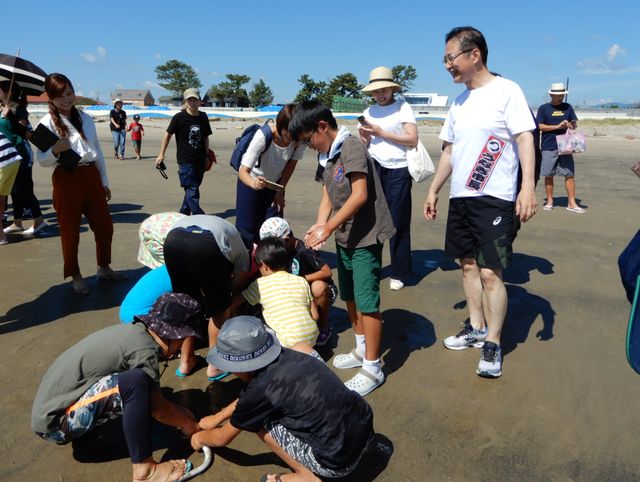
[333,349,363,369]
[344,369,384,396]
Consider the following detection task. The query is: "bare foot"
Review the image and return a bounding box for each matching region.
[133,459,188,481]
[207,365,227,379]
[97,266,128,280]
[262,473,320,482]
[178,355,198,376]
[72,275,90,295]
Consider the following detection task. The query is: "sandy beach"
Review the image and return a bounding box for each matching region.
[1,117,639,481]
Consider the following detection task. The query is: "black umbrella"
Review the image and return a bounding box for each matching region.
[0,53,47,96]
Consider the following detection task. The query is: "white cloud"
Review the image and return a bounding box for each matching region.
[577,43,634,74]
[154,53,161,59]
[211,71,220,77]
[145,80,160,89]
[80,46,107,63]
[115,83,124,89]
[607,44,625,62]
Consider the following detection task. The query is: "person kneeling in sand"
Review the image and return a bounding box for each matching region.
[190,315,374,482]
[231,237,321,358]
[31,293,203,482]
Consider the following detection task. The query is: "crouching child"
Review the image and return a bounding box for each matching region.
[190,316,374,482]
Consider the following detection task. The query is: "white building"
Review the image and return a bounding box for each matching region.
[402,92,449,113]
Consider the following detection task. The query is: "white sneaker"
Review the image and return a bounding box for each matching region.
[476,341,503,378]
[443,325,487,350]
[344,369,384,396]
[333,349,363,369]
[389,279,405,291]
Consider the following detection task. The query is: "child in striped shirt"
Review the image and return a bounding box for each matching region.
[232,237,320,354]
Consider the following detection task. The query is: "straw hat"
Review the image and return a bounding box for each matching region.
[362,66,401,93]
[548,82,568,95]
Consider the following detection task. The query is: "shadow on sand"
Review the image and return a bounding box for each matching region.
[449,252,556,356]
[0,267,148,335]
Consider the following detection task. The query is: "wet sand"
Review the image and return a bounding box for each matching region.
[1,118,639,481]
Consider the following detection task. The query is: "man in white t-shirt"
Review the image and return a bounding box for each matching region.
[423,26,537,379]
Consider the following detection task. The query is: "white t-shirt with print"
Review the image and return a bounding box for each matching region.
[439,76,535,202]
[240,130,306,181]
[364,100,416,169]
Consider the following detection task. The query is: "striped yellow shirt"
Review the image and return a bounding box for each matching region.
[242,271,319,348]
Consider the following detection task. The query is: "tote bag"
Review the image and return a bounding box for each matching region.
[556,129,586,155]
[407,140,435,183]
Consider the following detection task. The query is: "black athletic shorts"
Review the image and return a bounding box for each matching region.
[445,196,518,269]
[164,227,234,317]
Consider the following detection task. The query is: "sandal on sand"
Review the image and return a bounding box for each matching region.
[260,474,283,482]
[72,278,90,295]
[134,459,193,481]
[96,267,128,280]
[344,368,385,397]
[333,349,363,369]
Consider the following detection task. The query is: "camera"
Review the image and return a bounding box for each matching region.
[157,161,167,171]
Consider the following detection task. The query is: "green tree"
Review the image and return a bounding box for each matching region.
[294,74,327,103]
[154,59,202,97]
[208,74,251,107]
[326,73,363,101]
[391,64,418,93]
[249,79,274,108]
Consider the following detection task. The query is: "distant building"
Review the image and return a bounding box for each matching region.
[402,92,449,113]
[157,95,183,107]
[111,89,155,106]
[158,93,212,107]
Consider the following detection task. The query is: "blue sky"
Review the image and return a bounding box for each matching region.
[6,0,639,107]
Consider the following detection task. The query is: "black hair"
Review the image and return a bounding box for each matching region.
[275,103,296,137]
[445,26,488,66]
[254,237,291,272]
[288,99,338,141]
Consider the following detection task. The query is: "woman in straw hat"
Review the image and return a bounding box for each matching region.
[360,66,419,291]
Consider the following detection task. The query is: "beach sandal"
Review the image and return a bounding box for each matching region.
[259,474,283,482]
[134,459,193,481]
[333,349,363,369]
[96,267,128,280]
[344,368,385,397]
[208,371,231,382]
[543,204,553,211]
[71,278,90,295]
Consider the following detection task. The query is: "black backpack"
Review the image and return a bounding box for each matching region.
[229,120,274,171]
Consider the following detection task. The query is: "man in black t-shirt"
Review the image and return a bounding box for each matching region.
[110,99,127,159]
[191,316,374,481]
[155,88,212,215]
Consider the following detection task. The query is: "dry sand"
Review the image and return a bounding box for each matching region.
[1,118,639,481]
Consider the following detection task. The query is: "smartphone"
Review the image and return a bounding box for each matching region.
[357,115,370,127]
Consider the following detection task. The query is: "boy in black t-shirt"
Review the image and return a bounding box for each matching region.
[155,88,212,215]
[191,316,374,481]
[259,216,338,347]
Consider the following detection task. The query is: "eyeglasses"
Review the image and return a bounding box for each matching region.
[302,130,316,146]
[442,48,473,65]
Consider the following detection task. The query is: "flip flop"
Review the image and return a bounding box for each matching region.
[208,371,231,382]
[175,367,191,378]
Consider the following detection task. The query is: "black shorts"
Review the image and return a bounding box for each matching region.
[164,227,234,317]
[445,196,517,269]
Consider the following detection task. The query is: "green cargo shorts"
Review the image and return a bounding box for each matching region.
[336,243,382,313]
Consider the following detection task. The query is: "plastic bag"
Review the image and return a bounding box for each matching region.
[556,129,586,155]
[407,140,435,183]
